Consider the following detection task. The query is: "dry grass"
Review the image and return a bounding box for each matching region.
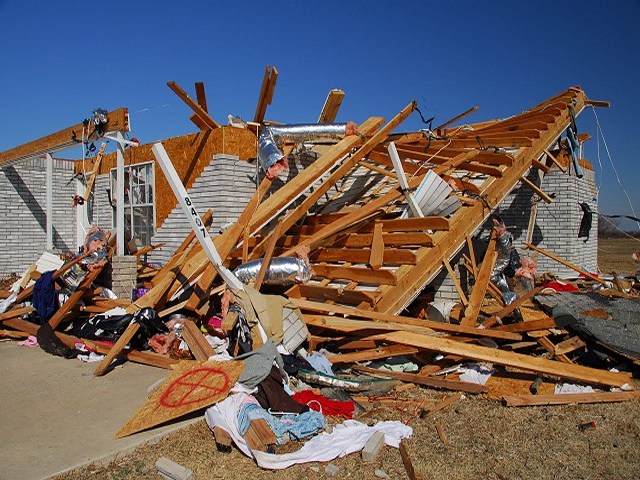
[598,237,640,276]
[53,383,640,480]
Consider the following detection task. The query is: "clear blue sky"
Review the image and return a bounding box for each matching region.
[1,0,638,227]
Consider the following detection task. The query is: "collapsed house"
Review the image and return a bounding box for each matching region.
[1,69,638,469]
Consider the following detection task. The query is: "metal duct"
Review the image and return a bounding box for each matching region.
[233,257,314,286]
[258,123,349,173]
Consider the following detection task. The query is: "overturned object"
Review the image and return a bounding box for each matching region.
[258,122,357,179]
[233,256,313,286]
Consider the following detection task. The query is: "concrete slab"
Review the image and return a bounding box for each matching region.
[0,341,197,480]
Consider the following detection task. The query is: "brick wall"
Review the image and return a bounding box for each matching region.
[498,165,598,277]
[0,158,77,276]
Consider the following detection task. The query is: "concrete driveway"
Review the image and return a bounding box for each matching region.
[0,340,197,480]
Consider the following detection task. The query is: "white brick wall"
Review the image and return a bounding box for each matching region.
[0,158,77,275]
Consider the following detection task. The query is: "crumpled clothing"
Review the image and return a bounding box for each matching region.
[32,270,59,324]
[305,352,334,376]
[235,340,282,389]
[255,366,308,414]
[292,390,354,419]
[17,336,38,347]
[237,400,324,445]
[252,420,412,470]
[205,393,411,470]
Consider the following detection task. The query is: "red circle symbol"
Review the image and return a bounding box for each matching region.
[159,367,231,408]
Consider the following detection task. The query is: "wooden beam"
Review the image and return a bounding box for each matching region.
[254,65,278,124]
[318,89,345,123]
[369,222,384,270]
[311,264,397,286]
[481,285,546,328]
[254,220,283,291]
[354,365,487,394]
[83,143,107,200]
[181,319,215,361]
[435,105,479,130]
[189,113,209,131]
[195,82,208,112]
[543,148,567,173]
[443,258,468,306]
[327,345,419,364]
[503,391,639,407]
[519,175,554,204]
[462,231,497,325]
[523,242,606,284]
[292,298,522,341]
[493,316,557,333]
[167,81,220,128]
[381,330,631,388]
[0,107,129,165]
[309,247,416,265]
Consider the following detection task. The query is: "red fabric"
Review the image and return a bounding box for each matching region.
[292,390,355,419]
[542,281,579,292]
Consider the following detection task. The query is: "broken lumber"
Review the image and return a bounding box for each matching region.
[503,391,640,407]
[380,331,632,388]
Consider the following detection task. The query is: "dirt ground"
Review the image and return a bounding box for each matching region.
[51,237,640,480]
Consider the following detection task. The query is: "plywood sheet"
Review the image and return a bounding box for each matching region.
[116,360,244,438]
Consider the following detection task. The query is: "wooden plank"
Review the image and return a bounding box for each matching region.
[555,336,587,355]
[181,319,215,361]
[381,330,632,388]
[532,158,550,175]
[443,259,468,306]
[318,89,345,123]
[355,365,487,394]
[254,65,278,124]
[481,285,546,328]
[519,175,554,204]
[465,235,478,276]
[292,298,522,341]
[311,264,397,285]
[167,81,220,128]
[537,336,572,364]
[503,391,640,407]
[304,314,438,336]
[310,247,416,265]
[3,317,177,370]
[399,440,420,480]
[435,105,479,130]
[494,316,557,333]
[462,231,497,325]
[189,113,209,131]
[327,345,419,364]
[194,81,208,112]
[48,265,106,330]
[543,148,567,173]
[254,220,283,291]
[369,222,384,270]
[362,217,450,233]
[293,285,377,306]
[523,242,606,283]
[83,143,107,200]
[0,108,129,165]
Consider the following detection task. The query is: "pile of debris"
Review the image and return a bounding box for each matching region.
[1,82,639,471]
